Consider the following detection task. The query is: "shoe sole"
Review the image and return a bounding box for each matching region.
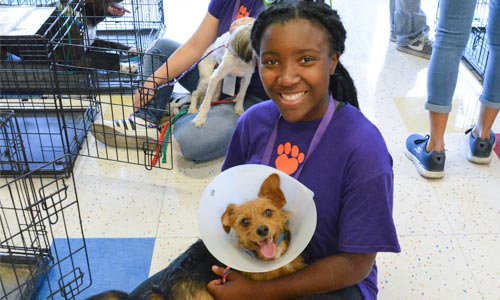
[91,122,158,150]
[396,45,431,59]
[404,148,445,179]
[467,138,497,165]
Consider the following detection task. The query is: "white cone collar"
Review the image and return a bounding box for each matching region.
[198,164,317,273]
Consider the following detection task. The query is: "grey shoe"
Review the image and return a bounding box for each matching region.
[466,128,497,164]
[396,35,433,59]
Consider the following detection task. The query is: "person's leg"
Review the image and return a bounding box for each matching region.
[405,0,475,178]
[477,0,500,138]
[393,0,428,45]
[425,0,476,152]
[172,95,263,162]
[389,0,396,41]
[467,0,500,163]
[393,0,432,58]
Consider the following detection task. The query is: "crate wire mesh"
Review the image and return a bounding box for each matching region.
[74,54,175,170]
[0,155,91,300]
[0,112,29,175]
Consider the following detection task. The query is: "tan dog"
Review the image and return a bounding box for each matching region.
[221,173,306,281]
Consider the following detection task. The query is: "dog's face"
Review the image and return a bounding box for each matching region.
[84,0,129,26]
[221,173,291,261]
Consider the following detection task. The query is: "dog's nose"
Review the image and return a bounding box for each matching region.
[256,225,269,237]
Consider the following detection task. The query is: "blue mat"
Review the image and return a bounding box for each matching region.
[37,238,155,299]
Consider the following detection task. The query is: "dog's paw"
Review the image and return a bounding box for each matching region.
[234,105,245,116]
[192,114,207,128]
[188,105,198,114]
[120,63,138,73]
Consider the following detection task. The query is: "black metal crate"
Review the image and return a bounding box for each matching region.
[0,99,96,175]
[0,155,92,300]
[0,0,90,94]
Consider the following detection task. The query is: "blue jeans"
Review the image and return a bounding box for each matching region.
[389,0,429,46]
[426,0,500,113]
[136,38,265,162]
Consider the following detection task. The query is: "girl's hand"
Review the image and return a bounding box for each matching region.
[207,265,260,300]
[133,80,157,112]
[229,17,255,33]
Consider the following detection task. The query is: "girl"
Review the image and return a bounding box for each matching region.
[208,1,400,299]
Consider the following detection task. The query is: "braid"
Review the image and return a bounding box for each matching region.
[251,0,359,109]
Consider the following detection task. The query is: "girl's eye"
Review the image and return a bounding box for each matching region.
[262,59,278,66]
[241,219,250,227]
[301,56,314,63]
[264,209,273,217]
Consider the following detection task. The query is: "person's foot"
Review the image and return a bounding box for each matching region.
[405,134,446,179]
[91,115,160,150]
[466,128,497,164]
[396,35,433,59]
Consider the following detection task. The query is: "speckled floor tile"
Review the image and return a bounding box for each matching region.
[377,234,482,300]
[456,234,500,300]
[75,173,166,238]
[148,237,199,276]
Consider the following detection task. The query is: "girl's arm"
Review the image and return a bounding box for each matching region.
[207,252,376,300]
[134,12,220,109]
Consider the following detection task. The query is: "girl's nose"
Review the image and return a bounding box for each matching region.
[277,63,300,86]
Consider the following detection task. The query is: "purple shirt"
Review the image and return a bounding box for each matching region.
[208,0,266,99]
[222,101,401,299]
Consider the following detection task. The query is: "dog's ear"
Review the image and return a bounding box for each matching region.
[258,173,286,208]
[221,204,236,233]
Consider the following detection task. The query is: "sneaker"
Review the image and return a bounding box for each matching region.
[404,134,446,179]
[91,116,160,150]
[466,128,497,164]
[396,35,433,59]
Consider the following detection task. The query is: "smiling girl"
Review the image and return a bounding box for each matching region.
[209,1,400,300]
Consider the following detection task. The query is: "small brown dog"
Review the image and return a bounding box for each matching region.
[86,173,304,300]
[222,173,306,281]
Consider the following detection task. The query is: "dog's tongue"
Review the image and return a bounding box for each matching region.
[108,3,130,16]
[259,238,276,259]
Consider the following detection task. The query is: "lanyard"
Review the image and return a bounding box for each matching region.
[262,97,336,179]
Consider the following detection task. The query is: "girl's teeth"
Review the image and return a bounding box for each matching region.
[281,92,305,102]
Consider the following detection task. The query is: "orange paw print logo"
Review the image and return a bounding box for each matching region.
[275,142,305,175]
[237,6,249,19]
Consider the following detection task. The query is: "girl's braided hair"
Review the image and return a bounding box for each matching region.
[251,0,359,109]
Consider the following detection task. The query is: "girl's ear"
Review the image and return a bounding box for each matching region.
[329,53,340,76]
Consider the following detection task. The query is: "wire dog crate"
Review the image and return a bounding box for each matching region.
[1,0,171,173]
[0,155,92,300]
[463,0,489,81]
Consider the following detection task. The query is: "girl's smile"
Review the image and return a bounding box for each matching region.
[258,19,338,122]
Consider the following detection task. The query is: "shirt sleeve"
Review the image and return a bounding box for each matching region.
[338,127,400,253]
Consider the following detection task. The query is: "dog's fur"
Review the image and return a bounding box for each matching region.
[85,173,305,300]
[0,0,137,72]
[189,22,256,127]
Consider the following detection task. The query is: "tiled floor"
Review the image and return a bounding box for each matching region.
[4,0,499,299]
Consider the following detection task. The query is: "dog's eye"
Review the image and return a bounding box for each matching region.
[240,218,250,227]
[264,209,273,217]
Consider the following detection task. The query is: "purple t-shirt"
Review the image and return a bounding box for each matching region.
[222,101,401,299]
[208,0,266,99]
